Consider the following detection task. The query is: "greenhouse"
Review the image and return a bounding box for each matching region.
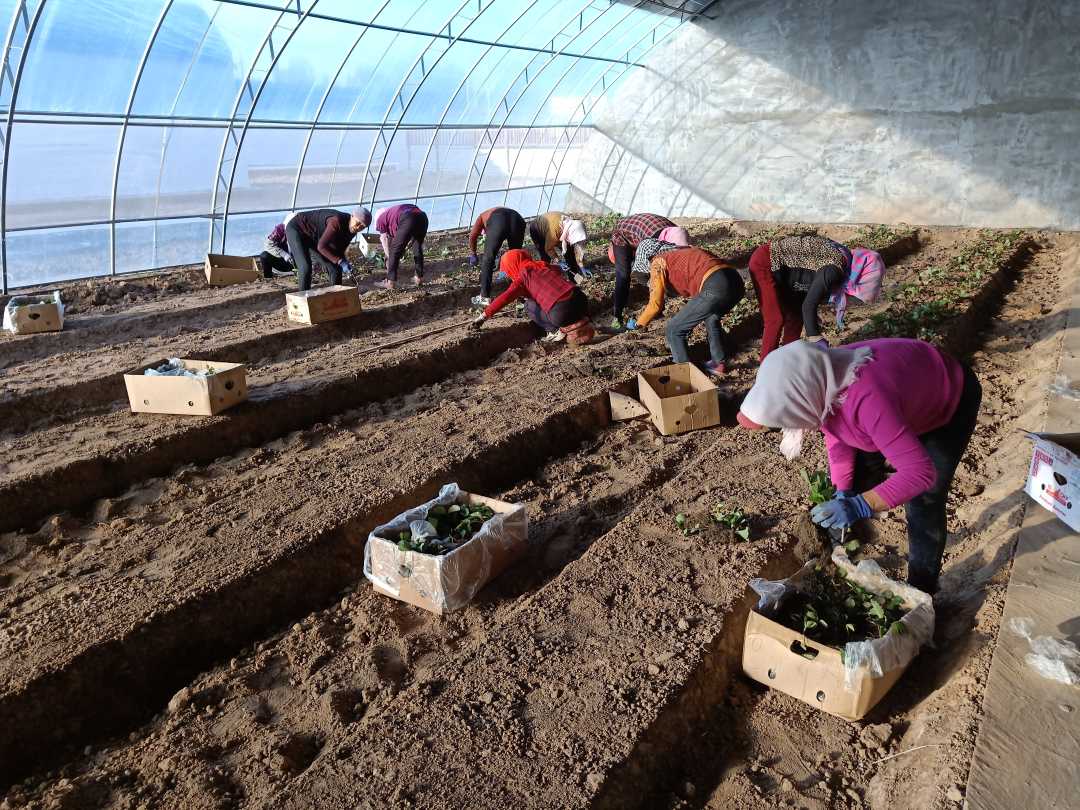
[1,1,1079,808]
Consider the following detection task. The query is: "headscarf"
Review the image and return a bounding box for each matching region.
[739,340,874,460]
[657,226,690,247]
[500,248,545,282]
[631,237,679,276]
[561,217,587,247]
[832,248,886,327]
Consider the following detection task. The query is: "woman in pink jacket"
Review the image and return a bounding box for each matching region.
[737,338,982,593]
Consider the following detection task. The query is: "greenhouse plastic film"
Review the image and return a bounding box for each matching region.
[364,483,528,614]
[749,546,935,691]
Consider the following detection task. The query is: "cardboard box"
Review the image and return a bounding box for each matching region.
[1024,432,1080,532]
[124,359,248,416]
[285,285,361,325]
[205,253,260,286]
[366,491,528,614]
[2,291,64,334]
[637,362,720,435]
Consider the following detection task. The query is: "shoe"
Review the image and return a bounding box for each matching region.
[540,331,566,344]
[703,360,727,377]
[413,275,424,287]
[374,279,395,290]
[270,267,292,278]
[471,295,491,308]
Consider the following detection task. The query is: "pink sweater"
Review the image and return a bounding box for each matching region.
[823,339,965,508]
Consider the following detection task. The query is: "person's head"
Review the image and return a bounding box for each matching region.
[738,340,874,459]
[832,248,885,327]
[349,206,372,234]
[657,226,690,247]
[562,219,587,247]
[500,248,538,282]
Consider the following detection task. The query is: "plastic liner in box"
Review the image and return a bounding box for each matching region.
[749,546,935,690]
[3,290,64,334]
[363,483,528,613]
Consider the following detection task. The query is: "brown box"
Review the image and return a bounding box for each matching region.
[205,253,260,286]
[365,491,528,614]
[123,359,248,416]
[3,291,64,334]
[285,285,362,325]
[637,363,720,435]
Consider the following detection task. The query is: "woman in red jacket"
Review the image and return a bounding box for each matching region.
[470,249,595,345]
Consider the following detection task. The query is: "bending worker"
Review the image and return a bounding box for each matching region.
[529,211,588,279]
[372,203,429,290]
[285,207,370,291]
[468,206,526,308]
[607,213,689,329]
[257,221,294,279]
[737,338,981,594]
[627,240,744,377]
[748,235,884,360]
[471,249,594,346]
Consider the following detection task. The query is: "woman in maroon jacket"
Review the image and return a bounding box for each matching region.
[470,249,594,345]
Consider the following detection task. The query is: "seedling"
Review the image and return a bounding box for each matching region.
[674,513,701,537]
[800,468,836,505]
[778,562,907,647]
[393,502,496,556]
[710,503,751,541]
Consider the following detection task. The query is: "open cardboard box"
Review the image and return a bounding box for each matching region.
[1023,432,1080,532]
[3,291,64,335]
[637,362,720,436]
[123,359,248,416]
[742,549,934,721]
[365,488,528,614]
[285,284,362,325]
[205,253,261,286]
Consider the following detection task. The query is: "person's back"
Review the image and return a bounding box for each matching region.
[661,247,728,298]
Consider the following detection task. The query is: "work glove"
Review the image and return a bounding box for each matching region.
[470,314,486,331]
[835,489,856,500]
[339,259,352,276]
[625,318,638,331]
[468,254,478,267]
[810,495,873,529]
[806,335,830,349]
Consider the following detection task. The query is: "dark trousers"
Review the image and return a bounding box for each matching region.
[524,288,588,333]
[665,268,746,365]
[851,366,982,593]
[480,209,526,297]
[612,242,637,319]
[387,210,428,282]
[258,251,291,278]
[285,221,341,291]
[528,224,582,278]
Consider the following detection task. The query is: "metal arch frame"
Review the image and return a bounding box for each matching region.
[209,0,319,253]
[0,0,47,294]
[453,0,620,229]
[286,0,394,213]
[108,0,175,278]
[409,0,543,206]
[362,0,498,211]
[461,0,643,227]
[537,6,707,214]
[498,11,667,213]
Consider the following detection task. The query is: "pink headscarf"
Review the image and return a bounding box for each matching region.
[657,226,690,247]
[832,248,885,327]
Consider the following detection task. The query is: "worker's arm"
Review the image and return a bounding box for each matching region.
[468,214,485,255]
[483,278,527,318]
[635,256,668,327]
[749,263,784,360]
[315,219,347,263]
[802,265,844,338]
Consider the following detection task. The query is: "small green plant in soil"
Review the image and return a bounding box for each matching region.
[778,562,907,648]
[710,503,751,540]
[801,468,836,505]
[590,210,623,232]
[674,512,701,536]
[394,503,496,556]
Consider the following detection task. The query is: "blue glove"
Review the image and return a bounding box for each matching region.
[811,495,872,528]
[468,254,478,267]
[625,318,637,330]
[339,259,352,275]
[835,489,855,500]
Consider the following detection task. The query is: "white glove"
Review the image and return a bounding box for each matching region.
[470,314,487,331]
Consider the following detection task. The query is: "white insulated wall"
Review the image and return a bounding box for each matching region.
[569,0,1080,229]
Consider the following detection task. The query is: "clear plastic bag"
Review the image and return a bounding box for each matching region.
[3,290,64,334]
[363,483,528,613]
[1009,617,1080,686]
[1048,374,1080,402]
[144,358,212,379]
[749,546,935,690]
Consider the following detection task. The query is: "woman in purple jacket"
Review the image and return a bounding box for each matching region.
[372,203,429,289]
[737,338,982,593]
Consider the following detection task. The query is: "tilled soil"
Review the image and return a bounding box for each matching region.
[1,222,1071,810]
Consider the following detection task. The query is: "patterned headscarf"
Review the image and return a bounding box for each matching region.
[739,340,875,460]
[832,248,886,327]
[631,237,680,276]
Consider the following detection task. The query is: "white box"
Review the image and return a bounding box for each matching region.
[1024,432,1080,532]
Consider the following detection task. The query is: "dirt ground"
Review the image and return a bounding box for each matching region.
[0,220,1074,810]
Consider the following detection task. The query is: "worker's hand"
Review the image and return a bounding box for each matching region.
[835,489,855,500]
[470,314,487,331]
[339,259,353,275]
[805,335,830,349]
[810,495,873,528]
[625,318,638,331]
[468,254,478,267]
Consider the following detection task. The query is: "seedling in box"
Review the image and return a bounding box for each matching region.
[393,503,496,555]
